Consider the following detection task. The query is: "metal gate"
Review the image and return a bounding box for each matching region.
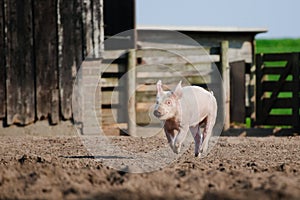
[255,53,300,131]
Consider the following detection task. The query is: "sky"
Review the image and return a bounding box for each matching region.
[136,0,300,38]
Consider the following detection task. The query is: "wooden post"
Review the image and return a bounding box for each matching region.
[34,0,59,124]
[221,41,230,130]
[127,49,136,136]
[255,53,263,125]
[6,0,35,125]
[0,0,5,119]
[59,0,83,120]
[292,53,300,131]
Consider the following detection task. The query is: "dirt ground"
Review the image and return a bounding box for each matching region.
[0,122,300,200]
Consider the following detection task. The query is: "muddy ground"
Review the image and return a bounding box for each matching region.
[0,122,300,200]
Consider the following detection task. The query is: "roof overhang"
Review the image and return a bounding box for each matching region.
[137,25,268,35]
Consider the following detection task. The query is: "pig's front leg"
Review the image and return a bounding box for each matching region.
[163,128,175,150]
[173,125,189,154]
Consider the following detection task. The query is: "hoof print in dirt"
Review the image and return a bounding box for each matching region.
[18,154,28,165]
[107,171,127,185]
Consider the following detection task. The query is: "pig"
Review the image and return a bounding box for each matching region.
[153,80,217,157]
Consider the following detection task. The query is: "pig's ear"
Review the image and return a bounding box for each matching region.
[172,81,183,99]
[156,80,163,95]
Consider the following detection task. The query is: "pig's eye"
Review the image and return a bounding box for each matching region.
[165,100,172,105]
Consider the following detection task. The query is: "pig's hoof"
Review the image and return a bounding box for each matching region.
[173,143,181,154]
[172,147,180,154]
[195,152,199,157]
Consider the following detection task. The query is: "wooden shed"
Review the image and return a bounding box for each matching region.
[136,26,267,128]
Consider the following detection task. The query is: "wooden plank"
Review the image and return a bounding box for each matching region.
[141,55,220,65]
[221,41,230,130]
[291,53,300,130]
[137,71,210,79]
[101,77,119,88]
[137,76,210,86]
[59,0,83,119]
[34,0,59,124]
[262,53,294,62]
[127,50,136,136]
[262,98,296,109]
[103,63,127,73]
[136,83,184,92]
[261,81,295,92]
[101,108,115,125]
[102,91,119,105]
[101,50,127,59]
[230,61,245,123]
[136,102,153,125]
[6,0,35,125]
[136,92,156,103]
[92,0,104,57]
[262,115,294,126]
[81,0,92,57]
[0,0,5,118]
[82,0,104,57]
[136,48,210,58]
[136,63,212,73]
[255,54,264,124]
[136,84,157,92]
[262,67,286,75]
[59,0,75,119]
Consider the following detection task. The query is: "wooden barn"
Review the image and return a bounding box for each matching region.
[0,0,135,129]
[6,0,300,135]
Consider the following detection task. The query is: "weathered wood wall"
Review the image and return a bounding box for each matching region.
[0,0,104,126]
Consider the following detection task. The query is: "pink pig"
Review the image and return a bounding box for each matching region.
[154,80,217,157]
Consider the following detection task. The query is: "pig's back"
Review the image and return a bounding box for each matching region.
[180,86,217,126]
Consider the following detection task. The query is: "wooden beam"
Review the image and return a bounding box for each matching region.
[34,0,59,124]
[292,53,300,131]
[127,49,136,136]
[0,0,5,119]
[59,0,83,120]
[255,53,264,125]
[6,0,35,125]
[221,41,230,130]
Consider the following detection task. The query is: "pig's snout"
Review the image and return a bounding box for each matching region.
[153,110,162,118]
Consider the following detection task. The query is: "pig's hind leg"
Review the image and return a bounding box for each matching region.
[189,125,203,157]
[200,117,214,155]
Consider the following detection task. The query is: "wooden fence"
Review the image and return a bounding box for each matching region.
[255,53,300,131]
[0,0,103,125]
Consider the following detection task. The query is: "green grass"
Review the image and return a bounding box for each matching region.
[256,38,300,54]
[254,38,300,128]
